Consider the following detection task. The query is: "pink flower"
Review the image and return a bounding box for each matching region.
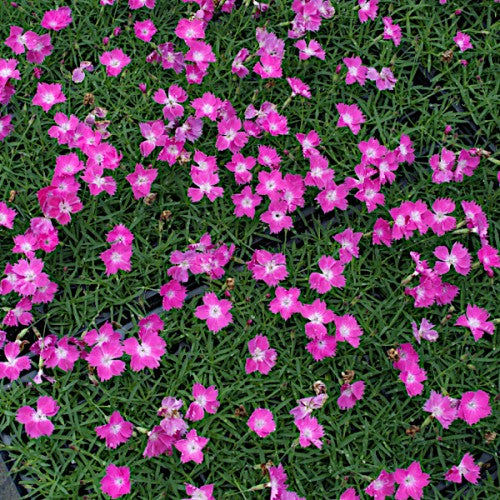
[365,470,395,499]
[411,318,438,343]
[0,201,17,228]
[226,152,256,184]
[143,425,175,458]
[253,53,283,79]
[343,56,367,86]
[0,341,31,381]
[188,171,224,202]
[185,383,220,421]
[455,304,494,341]
[336,103,365,135]
[358,0,379,23]
[247,408,275,437]
[160,280,186,311]
[294,39,325,60]
[231,48,250,78]
[394,462,430,500]
[87,341,125,381]
[399,364,427,397]
[185,40,216,70]
[100,244,132,275]
[41,6,72,30]
[95,411,133,449]
[261,110,288,136]
[126,163,157,199]
[337,380,365,409]
[41,336,80,372]
[445,453,480,484]
[184,483,215,500]
[340,488,360,500]
[433,242,471,276]
[245,335,277,375]
[100,464,131,499]
[269,286,301,320]
[83,322,121,347]
[231,186,262,219]
[424,198,456,235]
[430,147,455,184]
[423,390,459,429]
[16,396,59,438]
[107,225,134,246]
[366,67,397,91]
[458,390,491,425]
[309,256,345,294]
[129,0,155,8]
[478,244,500,277]
[175,18,205,41]
[0,114,14,141]
[123,331,166,371]
[334,228,363,263]
[383,17,402,46]
[454,31,473,52]
[134,19,157,42]
[216,117,248,153]
[154,85,187,121]
[334,314,363,348]
[296,415,324,448]
[32,83,66,112]
[174,429,209,464]
[296,130,321,158]
[248,250,288,286]
[195,292,233,332]
[316,181,350,213]
[25,32,53,64]
[287,77,311,98]
[100,48,131,76]
[260,201,293,234]
[191,92,222,121]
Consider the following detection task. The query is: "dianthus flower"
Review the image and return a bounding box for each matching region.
[445,453,480,484]
[245,335,277,375]
[95,411,133,449]
[247,408,276,437]
[194,292,233,332]
[16,396,59,438]
[185,383,220,421]
[100,464,131,499]
[455,304,494,341]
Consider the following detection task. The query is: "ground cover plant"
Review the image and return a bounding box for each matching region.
[0,0,499,498]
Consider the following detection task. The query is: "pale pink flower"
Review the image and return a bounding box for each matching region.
[247,408,275,437]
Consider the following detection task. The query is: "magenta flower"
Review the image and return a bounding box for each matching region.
[32,83,66,112]
[365,470,395,499]
[343,56,367,86]
[445,453,480,484]
[337,380,365,410]
[0,341,31,381]
[143,426,175,458]
[316,181,350,213]
[134,19,157,42]
[100,464,131,499]
[336,103,365,135]
[0,114,14,141]
[399,364,427,397]
[424,198,456,236]
[41,336,80,372]
[0,201,16,229]
[248,250,288,286]
[16,396,59,438]
[175,18,205,41]
[309,256,345,294]
[245,335,277,375]
[478,243,500,277]
[231,48,250,78]
[100,48,131,76]
[423,390,458,429]
[216,117,248,153]
[334,227,363,263]
[411,318,439,344]
[454,31,473,52]
[394,461,430,500]
[358,0,379,23]
[334,314,363,348]
[247,408,276,438]
[95,411,133,449]
[269,286,301,320]
[434,242,471,276]
[87,341,125,381]
[174,429,209,464]
[260,201,293,234]
[191,92,222,121]
[458,390,491,425]
[159,280,186,311]
[185,40,216,69]
[287,77,311,98]
[100,243,132,276]
[226,152,256,184]
[185,383,220,421]
[455,304,494,341]
[154,85,187,121]
[195,292,233,332]
[126,163,158,200]
[383,17,402,46]
[123,331,166,371]
[294,39,325,60]
[41,6,72,30]
[366,67,397,91]
[296,415,324,448]
[253,53,283,79]
[184,483,215,500]
[429,147,455,184]
[340,488,360,500]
